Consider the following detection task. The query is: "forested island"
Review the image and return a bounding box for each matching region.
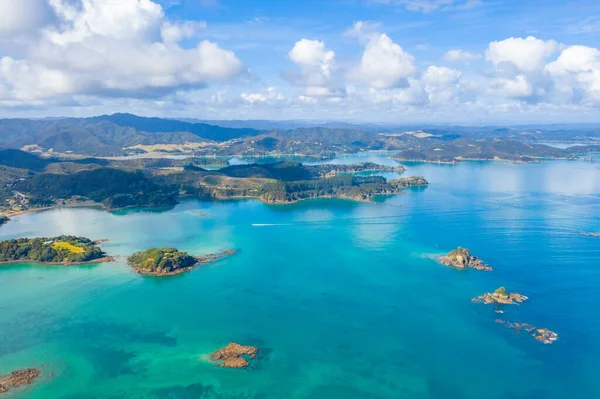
[128,247,236,276]
[0,236,111,265]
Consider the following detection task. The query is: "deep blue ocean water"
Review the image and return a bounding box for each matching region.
[1,155,599,399]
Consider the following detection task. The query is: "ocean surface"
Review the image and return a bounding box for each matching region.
[1,154,600,399]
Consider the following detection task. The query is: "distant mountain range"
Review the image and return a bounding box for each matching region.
[0,113,262,156]
[1,113,599,158]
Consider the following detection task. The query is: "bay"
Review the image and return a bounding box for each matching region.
[1,155,599,399]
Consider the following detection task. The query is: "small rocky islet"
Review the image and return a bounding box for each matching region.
[127,248,236,276]
[209,343,258,369]
[472,287,528,305]
[438,247,492,271]
[0,368,41,394]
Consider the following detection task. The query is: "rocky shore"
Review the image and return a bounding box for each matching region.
[0,256,114,267]
[472,287,528,305]
[439,247,492,271]
[0,368,40,394]
[495,320,559,344]
[209,343,258,368]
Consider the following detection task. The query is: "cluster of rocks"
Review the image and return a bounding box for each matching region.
[197,250,237,265]
[0,368,40,394]
[495,320,559,345]
[472,287,528,305]
[209,342,258,369]
[440,246,558,345]
[438,247,492,271]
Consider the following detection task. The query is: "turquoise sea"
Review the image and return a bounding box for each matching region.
[1,155,600,399]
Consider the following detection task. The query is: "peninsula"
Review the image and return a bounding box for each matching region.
[127,248,236,276]
[0,368,41,394]
[0,150,427,214]
[472,287,528,305]
[0,236,111,265]
[209,343,258,368]
[439,247,492,271]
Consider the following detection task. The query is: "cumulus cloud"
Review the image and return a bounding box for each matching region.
[0,0,55,34]
[546,45,600,104]
[354,33,417,89]
[443,49,481,63]
[0,0,245,105]
[486,36,561,72]
[285,39,344,98]
[289,39,335,78]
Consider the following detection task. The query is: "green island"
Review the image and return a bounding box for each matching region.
[438,247,492,271]
[0,236,111,265]
[472,287,528,305]
[127,248,236,276]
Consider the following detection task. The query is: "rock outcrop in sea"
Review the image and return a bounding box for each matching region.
[209,343,258,368]
[472,287,528,305]
[0,368,40,394]
[439,247,492,271]
[495,320,559,344]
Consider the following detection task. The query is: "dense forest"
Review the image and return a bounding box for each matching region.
[14,168,177,208]
[0,236,107,264]
[128,248,198,274]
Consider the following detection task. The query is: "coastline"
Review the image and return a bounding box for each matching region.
[0,256,115,267]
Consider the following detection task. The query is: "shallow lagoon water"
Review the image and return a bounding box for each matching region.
[1,155,600,399]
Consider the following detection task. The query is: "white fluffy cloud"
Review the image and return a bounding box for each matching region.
[546,45,600,104]
[486,36,561,72]
[443,49,481,63]
[286,39,344,98]
[0,0,245,105]
[354,33,417,89]
[289,39,335,78]
[0,0,55,34]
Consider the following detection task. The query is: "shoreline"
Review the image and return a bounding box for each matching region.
[0,256,115,267]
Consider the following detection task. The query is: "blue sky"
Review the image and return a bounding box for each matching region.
[1,0,600,123]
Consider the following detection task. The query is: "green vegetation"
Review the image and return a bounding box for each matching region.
[494,287,508,296]
[447,247,472,259]
[0,236,107,264]
[128,248,198,274]
[260,175,426,203]
[14,168,178,209]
